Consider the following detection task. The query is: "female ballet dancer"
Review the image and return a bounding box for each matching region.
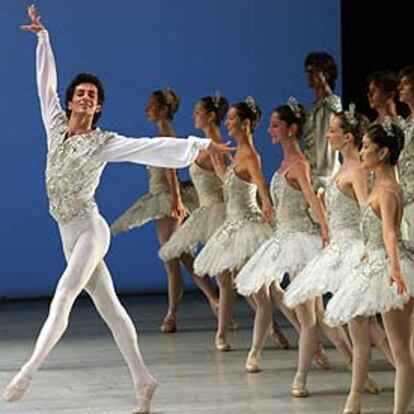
[3,6,232,413]
[398,66,414,242]
[193,97,275,351]
[111,88,218,333]
[285,106,369,305]
[158,95,228,276]
[285,106,394,402]
[325,120,414,414]
[235,98,329,374]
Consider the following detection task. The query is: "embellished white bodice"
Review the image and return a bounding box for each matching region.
[271,173,318,234]
[189,163,223,207]
[224,168,262,220]
[147,167,169,194]
[46,115,115,224]
[325,182,361,241]
[399,118,414,205]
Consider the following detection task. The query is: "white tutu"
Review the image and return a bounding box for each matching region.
[111,191,171,235]
[235,231,321,296]
[110,185,198,236]
[284,235,363,308]
[159,201,226,261]
[324,243,414,326]
[181,183,200,214]
[193,217,273,276]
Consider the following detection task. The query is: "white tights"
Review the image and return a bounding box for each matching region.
[19,213,153,397]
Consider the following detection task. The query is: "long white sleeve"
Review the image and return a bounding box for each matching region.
[36,30,65,136]
[94,135,211,168]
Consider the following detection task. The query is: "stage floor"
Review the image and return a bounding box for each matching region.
[0,292,411,414]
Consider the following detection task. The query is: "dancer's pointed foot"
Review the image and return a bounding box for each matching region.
[133,378,158,414]
[215,334,232,352]
[160,314,177,333]
[342,392,361,414]
[291,372,309,398]
[291,387,309,398]
[363,373,380,394]
[245,352,261,373]
[3,371,32,402]
[269,324,289,349]
[314,342,330,370]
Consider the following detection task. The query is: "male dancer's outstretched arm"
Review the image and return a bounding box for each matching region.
[23,5,233,167]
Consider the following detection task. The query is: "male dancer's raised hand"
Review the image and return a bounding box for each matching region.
[21,4,45,34]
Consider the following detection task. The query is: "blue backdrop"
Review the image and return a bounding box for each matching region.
[0,0,341,299]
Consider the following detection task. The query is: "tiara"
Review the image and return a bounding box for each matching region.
[245,96,258,114]
[344,103,357,126]
[287,96,301,119]
[212,90,221,109]
[162,86,174,105]
[382,116,394,137]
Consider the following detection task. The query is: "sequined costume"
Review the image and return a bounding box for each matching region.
[3,29,211,409]
[303,95,342,189]
[284,181,363,308]
[159,162,226,261]
[324,203,414,327]
[236,168,321,296]
[399,117,414,241]
[110,165,199,235]
[193,167,273,276]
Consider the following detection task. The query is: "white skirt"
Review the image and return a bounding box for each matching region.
[284,237,363,308]
[110,185,199,236]
[193,217,273,277]
[235,231,321,296]
[159,202,226,261]
[324,243,414,326]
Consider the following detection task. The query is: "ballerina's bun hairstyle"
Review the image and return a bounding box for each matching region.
[273,97,306,138]
[231,96,263,132]
[335,104,370,149]
[366,120,405,165]
[151,88,180,119]
[199,94,229,125]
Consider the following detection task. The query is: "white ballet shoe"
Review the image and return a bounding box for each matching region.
[245,352,261,373]
[3,372,32,402]
[133,379,158,414]
[343,392,361,414]
[215,335,232,352]
[291,386,309,398]
[291,373,309,398]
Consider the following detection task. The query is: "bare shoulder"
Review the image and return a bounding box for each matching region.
[349,165,368,186]
[378,184,403,206]
[290,157,311,179]
[242,149,261,169]
[350,165,367,180]
[371,184,403,218]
